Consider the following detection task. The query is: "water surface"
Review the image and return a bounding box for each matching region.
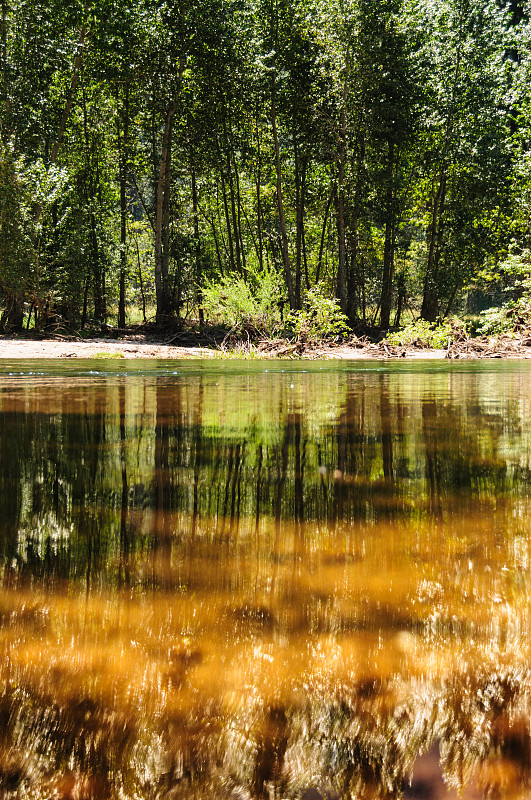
[1,359,531,799]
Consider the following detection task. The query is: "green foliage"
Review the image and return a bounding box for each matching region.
[472,307,514,337]
[0,0,527,334]
[471,250,531,336]
[0,148,33,294]
[288,284,350,341]
[385,318,465,348]
[0,147,64,300]
[201,268,285,333]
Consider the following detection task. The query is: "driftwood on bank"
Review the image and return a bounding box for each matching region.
[241,330,531,359]
[445,333,531,359]
[3,323,531,360]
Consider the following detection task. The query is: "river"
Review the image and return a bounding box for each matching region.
[0,359,530,799]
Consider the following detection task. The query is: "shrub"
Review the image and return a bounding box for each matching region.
[472,307,514,337]
[288,284,350,341]
[201,268,284,334]
[384,318,465,348]
[471,249,531,336]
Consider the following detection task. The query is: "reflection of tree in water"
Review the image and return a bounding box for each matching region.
[0,373,525,582]
[2,662,531,797]
[0,370,531,796]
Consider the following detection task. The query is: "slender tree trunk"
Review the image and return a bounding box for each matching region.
[228,167,241,272]
[222,114,241,273]
[380,141,396,329]
[233,157,246,274]
[335,51,349,314]
[317,188,334,285]
[335,175,347,312]
[91,210,105,322]
[135,236,147,322]
[81,80,105,322]
[347,130,365,325]
[1,0,10,131]
[162,121,173,309]
[443,278,460,318]
[394,277,405,327]
[255,104,264,270]
[219,167,235,271]
[271,89,295,309]
[240,199,261,266]
[294,138,302,308]
[154,59,183,323]
[82,273,89,327]
[347,232,358,323]
[421,174,446,322]
[191,158,204,323]
[117,82,129,328]
[227,106,246,272]
[421,21,463,323]
[294,140,308,307]
[155,104,175,321]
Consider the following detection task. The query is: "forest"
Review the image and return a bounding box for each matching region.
[0,0,530,336]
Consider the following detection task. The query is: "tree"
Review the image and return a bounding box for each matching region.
[414,0,513,321]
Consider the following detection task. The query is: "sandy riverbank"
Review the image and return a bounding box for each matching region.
[0,336,450,360]
[0,332,530,360]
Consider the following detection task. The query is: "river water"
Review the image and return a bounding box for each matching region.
[1,359,531,799]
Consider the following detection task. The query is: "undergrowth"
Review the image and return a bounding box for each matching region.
[384,318,467,348]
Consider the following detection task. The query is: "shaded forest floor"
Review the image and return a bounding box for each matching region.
[0,325,531,359]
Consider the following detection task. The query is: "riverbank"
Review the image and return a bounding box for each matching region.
[0,331,530,359]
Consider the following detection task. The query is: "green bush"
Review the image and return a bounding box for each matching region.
[471,249,531,336]
[287,284,350,341]
[384,318,464,348]
[472,307,514,337]
[201,268,284,334]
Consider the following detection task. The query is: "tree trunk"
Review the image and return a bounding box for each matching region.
[162,120,173,310]
[233,156,246,274]
[421,174,446,322]
[91,211,105,322]
[154,59,183,323]
[82,79,105,323]
[117,82,129,328]
[135,235,147,322]
[271,89,295,309]
[335,50,349,314]
[335,175,347,312]
[219,167,235,271]
[294,139,308,307]
[222,113,241,273]
[380,142,396,330]
[155,104,175,321]
[347,129,366,325]
[191,158,203,323]
[421,26,462,323]
[317,188,334,285]
[255,104,264,270]
[1,0,10,130]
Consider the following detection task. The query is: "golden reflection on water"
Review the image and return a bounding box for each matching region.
[1,362,531,798]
